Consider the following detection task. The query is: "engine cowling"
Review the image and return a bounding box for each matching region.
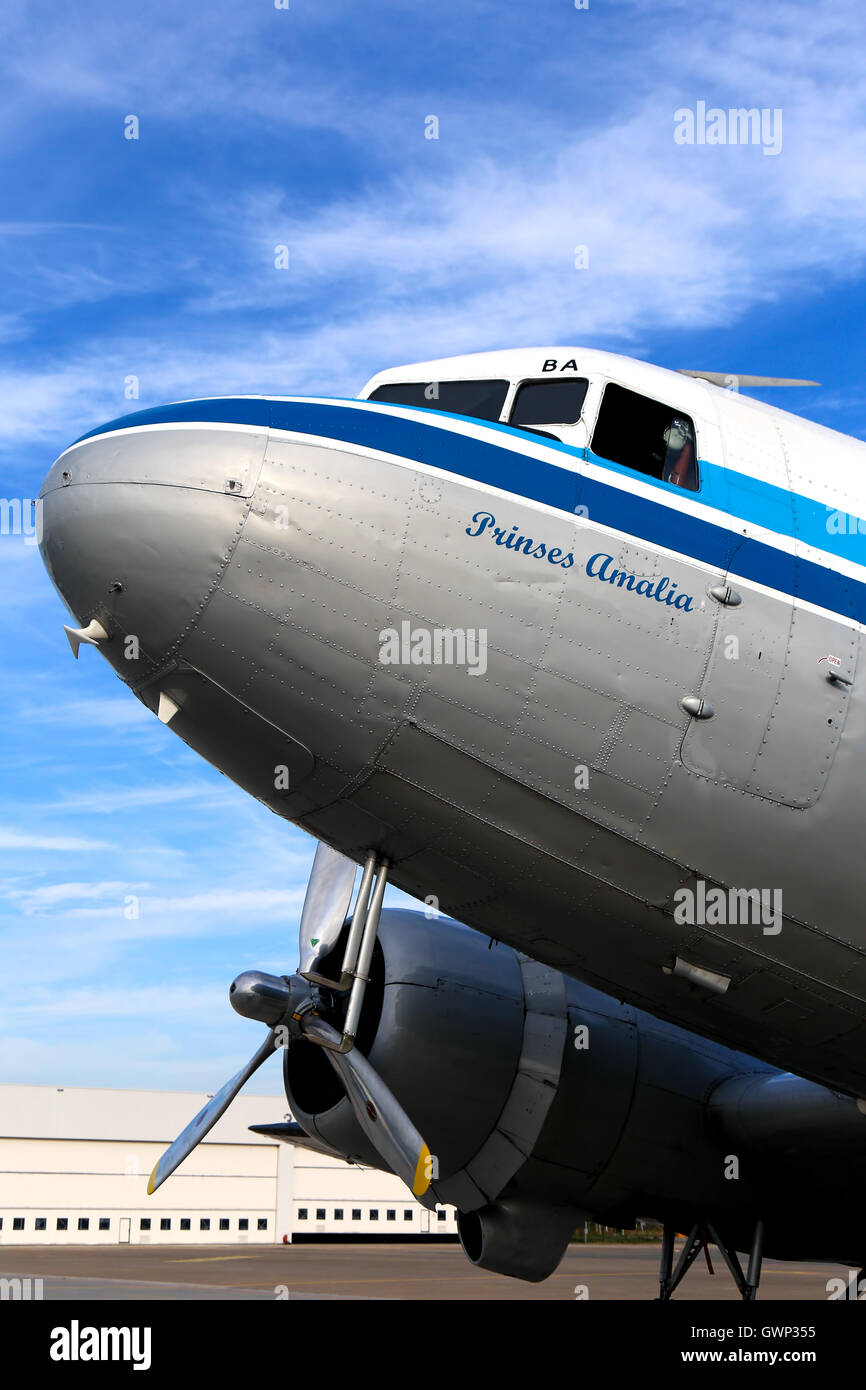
[285,910,529,1179]
[282,909,866,1280]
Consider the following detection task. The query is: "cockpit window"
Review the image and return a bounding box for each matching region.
[591,383,699,491]
[367,379,509,422]
[509,378,588,427]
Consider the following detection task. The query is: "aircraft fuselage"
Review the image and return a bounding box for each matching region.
[39,348,866,1099]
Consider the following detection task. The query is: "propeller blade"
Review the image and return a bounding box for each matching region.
[297,842,358,985]
[147,1029,279,1194]
[677,370,819,388]
[302,1015,435,1208]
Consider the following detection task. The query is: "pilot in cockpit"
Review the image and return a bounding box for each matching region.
[662,417,697,489]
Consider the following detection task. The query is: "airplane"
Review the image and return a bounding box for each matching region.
[36,346,866,1296]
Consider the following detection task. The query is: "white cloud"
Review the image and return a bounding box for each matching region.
[0,828,109,851]
[4,880,149,911]
[61,886,307,925]
[42,779,239,815]
[1,982,226,1024]
[0,2,862,450]
[19,696,153,729]
[5,79,866,445]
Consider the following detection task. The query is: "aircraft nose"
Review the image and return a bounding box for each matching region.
[39,412,268,679]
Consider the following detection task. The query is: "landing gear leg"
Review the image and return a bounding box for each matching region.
[658,1223,675,1300]
[745,1219,765,1301]
[658,1223,705,1300]
[706,1219,764,1300]
[658,1219,765,1300]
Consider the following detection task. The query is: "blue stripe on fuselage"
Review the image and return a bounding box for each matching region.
[73,398,864,624]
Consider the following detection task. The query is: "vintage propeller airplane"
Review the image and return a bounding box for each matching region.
[38,347,866,1295]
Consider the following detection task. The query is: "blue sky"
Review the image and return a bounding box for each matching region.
[3,0,866,1094]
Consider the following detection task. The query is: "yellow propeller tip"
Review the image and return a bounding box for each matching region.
[146,1166,158,1196]
[412,1144,432,1197]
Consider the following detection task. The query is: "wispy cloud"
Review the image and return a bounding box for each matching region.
[0,1,864,451]
[4,879,149,911]
[41,779,239,814]
[46,886,307,926]
[19,696,153,728]
[3,981,227,1024]
[0,828,109,851]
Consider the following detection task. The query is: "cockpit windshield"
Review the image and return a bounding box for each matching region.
[367,379,509,422]
[366,374,591,436]
[509,378,588,427]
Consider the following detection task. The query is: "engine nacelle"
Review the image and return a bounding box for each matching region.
[285,910,530,1180]
[282,909,866,1279]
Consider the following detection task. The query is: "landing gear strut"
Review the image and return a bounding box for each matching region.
[658,1219,764,1300]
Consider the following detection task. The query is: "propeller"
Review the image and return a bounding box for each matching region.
[297,840,358,985]
[147,845,435,1207]
[147,1026,282,1196]
[299,1013,432,1201]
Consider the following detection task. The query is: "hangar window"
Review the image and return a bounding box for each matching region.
[316,1208,326,1221]
[160,1219,171,1231]
[334,1209,344,1220]
[298,1208,308,1220]
[78,1218,90,1230]
[140,1219,151,1230]
[510,378,588,427]
[367,379,509,423]
[200,1218,210,1231]
[352,1209,361,1221]
[35,1218,46,1231]
[219,1219,230,1231]
[403,1210,413,1221]
[56,1218,67,1231]
[99,1219,110,1231]
[591,383,699,491]
[180,1219,190,1231]
[437,1210,447,1221]
[257,1218,268,1231]
[13,1218,24,1231]
[238,1219,249,1231]
[387,1210,396,1221]
[370,1209,379,1220]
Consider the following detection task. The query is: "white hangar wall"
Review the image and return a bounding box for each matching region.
[0,1085,456,1245]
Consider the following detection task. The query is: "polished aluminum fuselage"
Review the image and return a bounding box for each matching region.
[39,350,866,1098]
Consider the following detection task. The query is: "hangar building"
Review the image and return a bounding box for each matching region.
[0,1084,456,1245]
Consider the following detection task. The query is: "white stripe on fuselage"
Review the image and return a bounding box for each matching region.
[56,413,866,632]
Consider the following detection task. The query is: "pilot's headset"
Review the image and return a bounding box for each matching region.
[662,418,693,487]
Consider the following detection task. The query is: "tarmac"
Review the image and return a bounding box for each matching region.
[0,1242,853,1300]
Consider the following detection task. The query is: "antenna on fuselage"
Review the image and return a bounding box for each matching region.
[676,370,820,388]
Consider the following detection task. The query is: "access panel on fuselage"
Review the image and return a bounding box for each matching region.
[680,393,854,808]
[527,388,730,837]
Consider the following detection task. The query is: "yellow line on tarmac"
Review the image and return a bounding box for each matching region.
[168,1255,265,1264]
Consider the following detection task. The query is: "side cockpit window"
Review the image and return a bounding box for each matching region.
[591,383,699,491]
[367,379,509,423]
[509,378,588,428]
